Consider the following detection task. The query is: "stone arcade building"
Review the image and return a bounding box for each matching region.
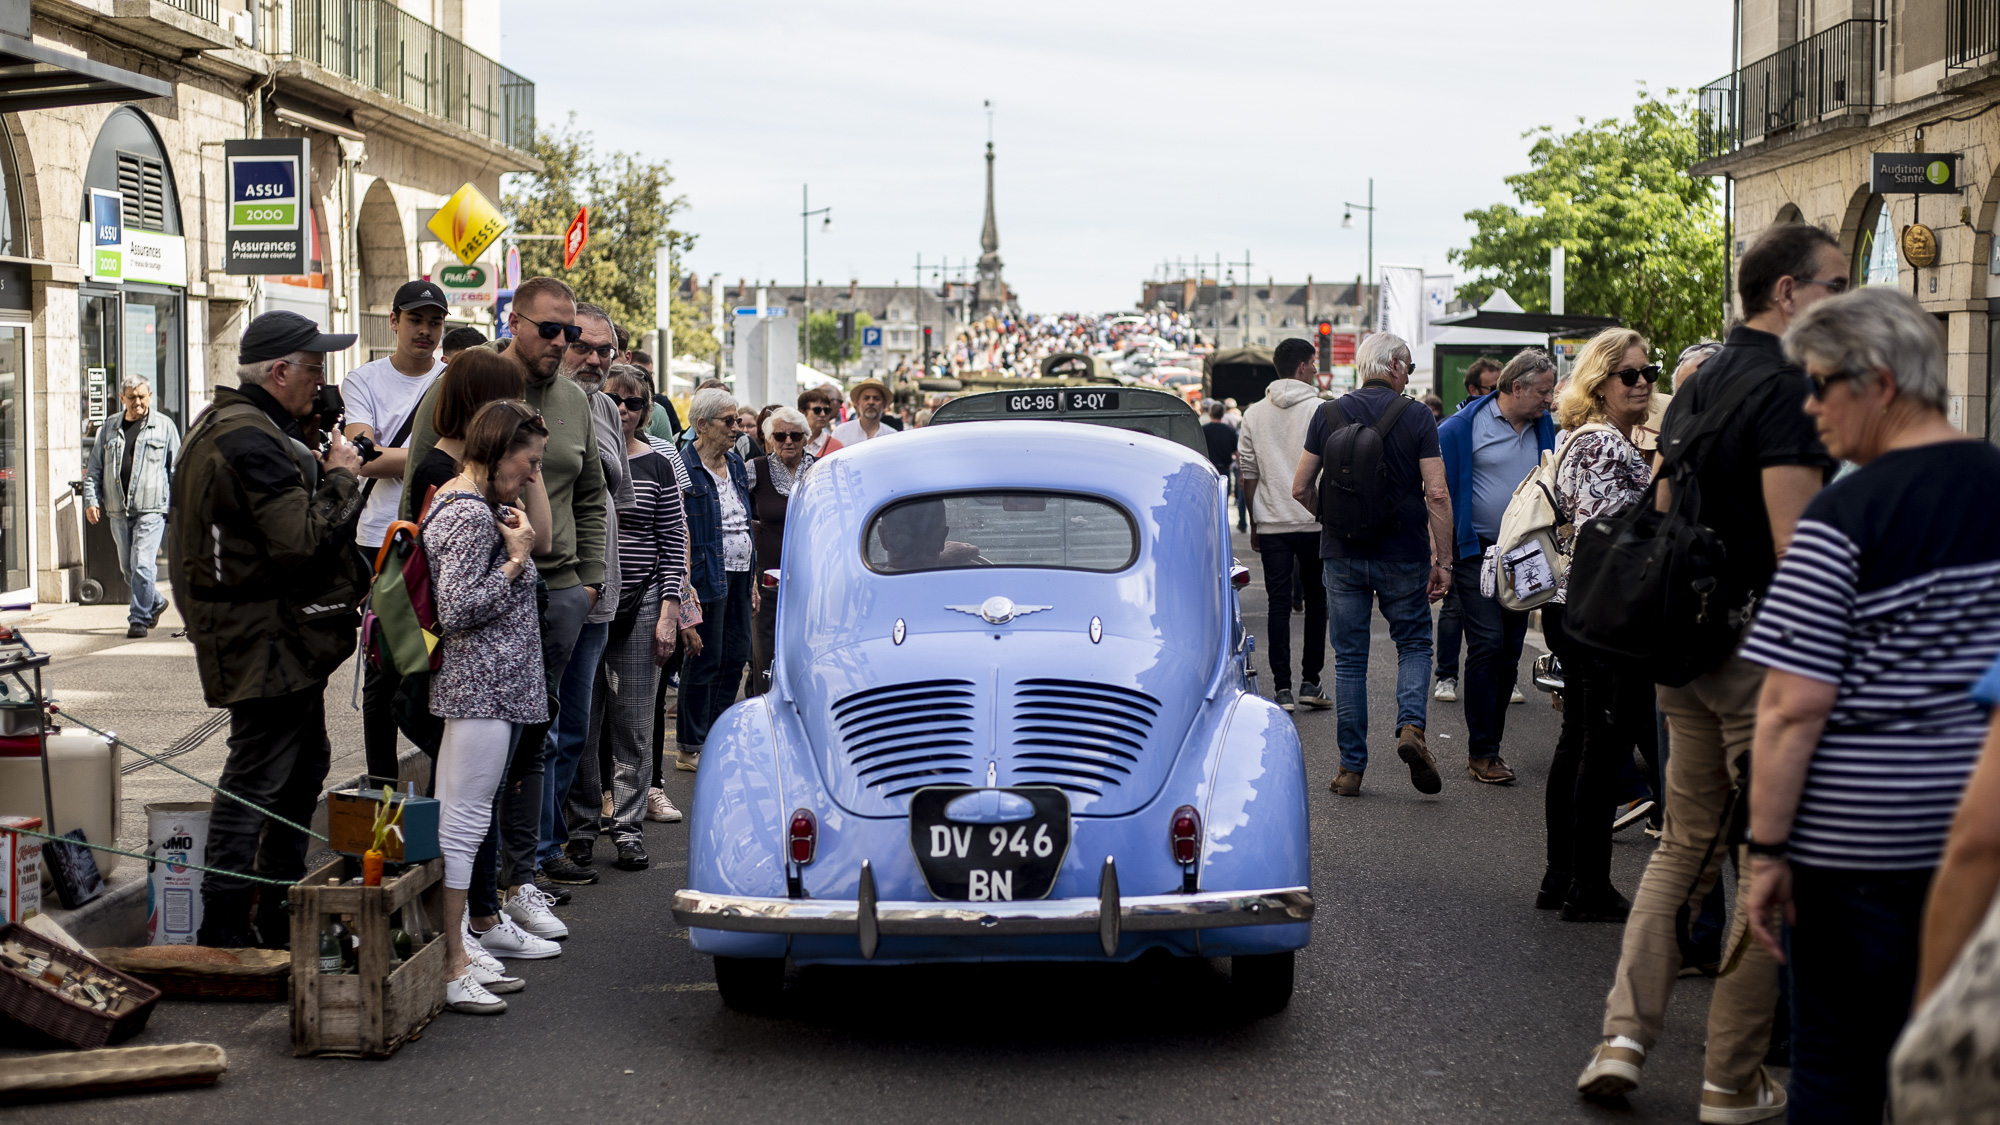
[1694,0,2000,443]
[0,0,538,603]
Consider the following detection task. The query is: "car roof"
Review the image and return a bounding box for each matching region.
[808,419,1215,516]
[928,385,1206,455]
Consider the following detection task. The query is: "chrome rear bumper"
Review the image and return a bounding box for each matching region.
[672,857,1313,958]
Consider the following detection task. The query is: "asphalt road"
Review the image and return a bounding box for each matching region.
[9,531,1722,1123]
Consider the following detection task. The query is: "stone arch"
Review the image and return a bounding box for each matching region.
[1969,154,2000,302]
[356,178,408,312]
[1835,182,1877,285]
[1773,202,1804,226]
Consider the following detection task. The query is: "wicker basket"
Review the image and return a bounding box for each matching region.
[0,924,160,1049]
[89,948,289,1002]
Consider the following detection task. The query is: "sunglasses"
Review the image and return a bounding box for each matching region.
[1807,369,1861,400]
[603,392,650,413]
[807,406,833,415]
[569,341,618,360]
[1609,365,1661,387]
[769,431,805,443]
[516,312,582,343]
[1800,277,1849,294]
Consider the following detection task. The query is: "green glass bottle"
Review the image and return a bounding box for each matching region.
[317,925,344,974]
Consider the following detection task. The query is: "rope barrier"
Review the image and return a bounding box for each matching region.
[49,706,329,844]
[4,823,295,888]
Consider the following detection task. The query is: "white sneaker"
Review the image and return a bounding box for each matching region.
[446,970,508,1014]
[505,884,569,940]
[1510,686,1526,704]
[458,919,526,993]
[647,788,683,823]
[1433,677,1458,703]
[475,913,562,959]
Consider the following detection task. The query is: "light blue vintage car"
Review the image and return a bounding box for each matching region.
[672,419,1313,1013]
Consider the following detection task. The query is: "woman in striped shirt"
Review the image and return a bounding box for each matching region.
[1743,288,2000,1124]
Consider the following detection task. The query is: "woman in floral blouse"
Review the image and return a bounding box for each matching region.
[1538,328,1659,923]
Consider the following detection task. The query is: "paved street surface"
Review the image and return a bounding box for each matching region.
[9,532,1721,1123]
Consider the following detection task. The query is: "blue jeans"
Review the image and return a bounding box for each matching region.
[1323,558,1432,773]
[108,513,168,626]
[677,571,754,751]
[539,619,609,864]
[1451,554,1527,760]
[1785,865,1930,1124]
[1434,583,1463,681]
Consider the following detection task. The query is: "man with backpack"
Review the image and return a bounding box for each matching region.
[1289,333,1453,797]
[1574,223,1842,1123]
[1436,348,1557,785]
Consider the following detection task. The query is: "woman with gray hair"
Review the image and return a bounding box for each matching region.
[1737,286,2000,1121]
[673,386,757,772]
[745,405,814,694]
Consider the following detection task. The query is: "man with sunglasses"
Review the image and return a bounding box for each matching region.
[540,301,636,886]
[1577,223,1839,1120]
[798,386,844,458]
[1436,347,1558,786]
[400,276,609,911]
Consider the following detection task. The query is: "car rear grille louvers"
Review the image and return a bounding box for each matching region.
[1009,678,1161,795]
[832,679,980,799]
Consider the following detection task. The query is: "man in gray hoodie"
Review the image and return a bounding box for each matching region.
[1237,337,1329,713]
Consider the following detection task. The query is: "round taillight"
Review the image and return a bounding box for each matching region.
[1169,805,1201,865]
[788,808,817,865]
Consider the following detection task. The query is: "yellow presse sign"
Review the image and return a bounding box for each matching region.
[427,183,506,266]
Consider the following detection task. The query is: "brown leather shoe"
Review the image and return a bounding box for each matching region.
[1396,725,1442,794]
[1466,756,1517,784]
[1329,769,1363,796]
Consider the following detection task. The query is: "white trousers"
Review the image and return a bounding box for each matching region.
[435,717,513,891]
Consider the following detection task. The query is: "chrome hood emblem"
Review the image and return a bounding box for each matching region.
[944,596,1052,625]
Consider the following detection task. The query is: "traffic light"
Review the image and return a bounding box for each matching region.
[1316,320,1333,373]
[837,311,855,344]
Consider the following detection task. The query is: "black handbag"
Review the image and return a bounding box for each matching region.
[1565,363,1772,686]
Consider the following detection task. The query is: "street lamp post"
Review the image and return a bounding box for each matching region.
[1342,178,1375,329]
[801,184,831,365]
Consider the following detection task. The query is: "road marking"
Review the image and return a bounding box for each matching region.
[632,982,718,992]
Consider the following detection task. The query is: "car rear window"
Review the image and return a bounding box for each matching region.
[864,492,1137,574]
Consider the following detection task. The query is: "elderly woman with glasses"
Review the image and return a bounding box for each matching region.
[1741,287,2000,1122]
[673,387,758,772]
[746,406,815,694]
[1538,327,1661,925]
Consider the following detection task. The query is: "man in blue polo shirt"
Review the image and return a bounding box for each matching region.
[1436,347,1556,784]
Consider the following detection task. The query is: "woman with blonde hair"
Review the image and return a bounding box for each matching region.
[1538,327,1661,924]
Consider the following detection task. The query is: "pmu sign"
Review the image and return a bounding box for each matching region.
[223,138,309,275]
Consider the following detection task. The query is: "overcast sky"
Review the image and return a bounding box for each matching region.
[499,1,1734,313]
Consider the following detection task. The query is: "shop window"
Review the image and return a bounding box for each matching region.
[1856,196,1898,288]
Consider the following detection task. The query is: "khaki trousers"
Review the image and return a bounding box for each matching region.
[1601,654,1780,1090]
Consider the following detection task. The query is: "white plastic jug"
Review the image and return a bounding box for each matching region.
[0,732,120,877]
[146,801,210,945]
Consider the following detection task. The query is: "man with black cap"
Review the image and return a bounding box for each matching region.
[344,280,449,783]
[170,310,370,947]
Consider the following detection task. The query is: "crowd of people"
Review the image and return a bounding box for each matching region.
[922,309,1198,379]
[162,271,928,1017]
[145,223,2000,1120]
[1253,223,2000,1123]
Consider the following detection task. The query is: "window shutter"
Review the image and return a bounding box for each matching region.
[115,150,167,231]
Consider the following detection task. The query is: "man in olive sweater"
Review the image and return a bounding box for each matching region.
[399,275,607,916]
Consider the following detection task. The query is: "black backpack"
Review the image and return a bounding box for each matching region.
[1564,360,1776,686]
[1316,393,1415,545]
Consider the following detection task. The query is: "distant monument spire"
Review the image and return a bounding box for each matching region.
[977,100,1007,309]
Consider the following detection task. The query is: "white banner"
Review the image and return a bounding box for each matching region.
[1422,274,1454,344]
[1376,265,1425,348]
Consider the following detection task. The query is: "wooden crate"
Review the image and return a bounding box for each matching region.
[288,856,446,1058]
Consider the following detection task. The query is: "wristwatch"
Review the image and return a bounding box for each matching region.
[1745,835,1789,859]
[585,582,605,599]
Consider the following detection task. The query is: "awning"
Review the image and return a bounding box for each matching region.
[1427,309,1621,337]
[0,32,173,113]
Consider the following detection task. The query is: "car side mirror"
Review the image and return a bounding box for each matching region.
[760,568,780,590]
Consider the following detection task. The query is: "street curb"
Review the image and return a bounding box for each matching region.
[44,742,435,948]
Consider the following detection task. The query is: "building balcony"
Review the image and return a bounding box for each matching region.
[267,0,537,169]
[1693,18,1882,172]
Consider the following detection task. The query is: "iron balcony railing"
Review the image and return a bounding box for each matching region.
[1949,0,2000,68]
[1697,18,1881,162]
[161,0,222,21]
[280,0,535,153]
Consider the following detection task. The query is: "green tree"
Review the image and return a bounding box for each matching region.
[1450,89,1725,360]
[807,310,873,374]
[502,116,716,358]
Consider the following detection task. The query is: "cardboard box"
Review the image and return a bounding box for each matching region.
[326,788,439,863]
[1,815,43,923]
